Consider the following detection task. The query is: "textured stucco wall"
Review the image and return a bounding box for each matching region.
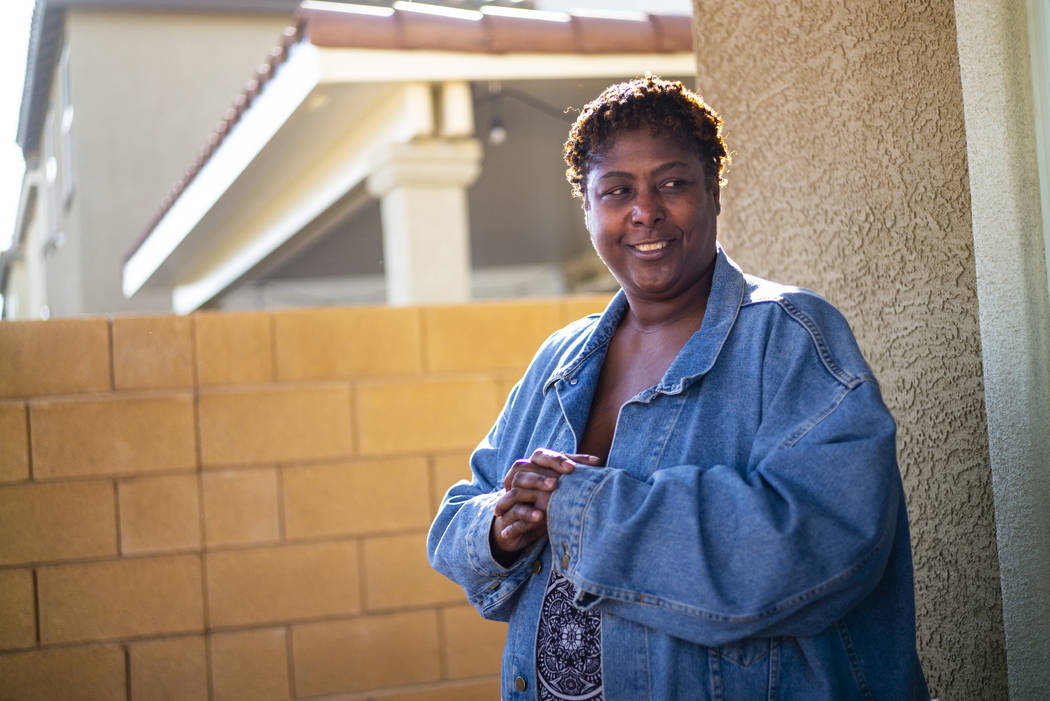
[955,0,1050,697]
[692,1,1007,698]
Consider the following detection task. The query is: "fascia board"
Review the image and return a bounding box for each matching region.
[169,83,436,314]
[315,47,696,83]
[122,40,320,299]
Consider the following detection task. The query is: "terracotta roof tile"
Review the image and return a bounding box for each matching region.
[483,12,576,54]
[298,2,692,54]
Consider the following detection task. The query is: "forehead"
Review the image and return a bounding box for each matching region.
[586,129,700,179]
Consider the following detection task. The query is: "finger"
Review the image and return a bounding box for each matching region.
[493,487,548,517]
[493,512,545,551]
[504,460,562,490]
[566,453,602,465]
[498,487,549,511]
[528,448,578,473]
[510,471,558,491]
[504,502,544,523]
[498,513,544,541]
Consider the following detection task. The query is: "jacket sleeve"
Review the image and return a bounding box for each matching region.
[545,379,902,647]
[426,384,546,621]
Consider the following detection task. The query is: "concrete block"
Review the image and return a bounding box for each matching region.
[30,394,197,479]
[423,300,562,374]
[0,318,110,398]
[442,604,507,679]
[431,452,473,514]
[202,468,280,548]
[199,385,352,467]
[362,532,464,611]
[211,627,290,701]
[292,611,439,697]
[0,481,116,566]
[274,305,423,381]
[118,474,201,554]
[194,311,273,386]
[355,377,498,456]
[112,315,194,390]
[37,555,204,644]
[561,294,613,325]
[0,402,29,482]
[129,635,208,701]
[206,542,360,627]
[283,458,429,540]
[0,645,125,701]
[0,569,35,650]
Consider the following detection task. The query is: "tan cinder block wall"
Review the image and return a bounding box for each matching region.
[692,0,1006,698]
[0,296,608,701]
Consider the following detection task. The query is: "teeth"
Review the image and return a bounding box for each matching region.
[634,241,667,252]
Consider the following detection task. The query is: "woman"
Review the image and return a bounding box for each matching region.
[428,76,928,700]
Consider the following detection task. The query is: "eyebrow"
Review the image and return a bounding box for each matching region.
[595,161,691,182]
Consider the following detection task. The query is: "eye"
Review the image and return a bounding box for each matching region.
[660,178,688,191]
[602,186,630,198]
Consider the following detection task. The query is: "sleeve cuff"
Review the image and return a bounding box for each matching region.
[546,466,611,580]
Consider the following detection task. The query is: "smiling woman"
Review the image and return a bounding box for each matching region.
[429,76,931,700]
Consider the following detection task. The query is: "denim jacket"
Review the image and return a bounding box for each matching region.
[428,247,928,700]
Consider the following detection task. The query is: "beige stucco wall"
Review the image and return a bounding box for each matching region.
[692,1,1007,698]
[55,8,294,316]
[956,0,1050,697]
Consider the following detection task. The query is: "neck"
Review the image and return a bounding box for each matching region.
[622,272,714,334]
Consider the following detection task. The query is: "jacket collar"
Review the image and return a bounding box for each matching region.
[544,244,745,395]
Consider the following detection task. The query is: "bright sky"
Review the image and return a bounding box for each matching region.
[0,0,35,252]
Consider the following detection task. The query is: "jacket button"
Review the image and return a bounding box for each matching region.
[561,553,570,569]
[531,560,542,574]
[514,676,527,691]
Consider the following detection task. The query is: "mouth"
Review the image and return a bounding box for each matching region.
[629,240,670,253]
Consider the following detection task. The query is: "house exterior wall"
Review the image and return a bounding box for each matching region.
[57,8,294,316]
[39,49,84,320]
[692,0,1008,698]
[955,0,1050,697]
[0,295,610,700]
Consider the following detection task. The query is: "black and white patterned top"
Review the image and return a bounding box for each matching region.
[535,568,604,700]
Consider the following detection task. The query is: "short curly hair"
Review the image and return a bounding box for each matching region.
[563,75,730,199]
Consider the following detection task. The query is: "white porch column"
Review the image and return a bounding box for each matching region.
[366,139,482,305]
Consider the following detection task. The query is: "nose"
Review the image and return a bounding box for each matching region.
[632,188,665,227]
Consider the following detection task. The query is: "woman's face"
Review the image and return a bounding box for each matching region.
[583,128,720,306]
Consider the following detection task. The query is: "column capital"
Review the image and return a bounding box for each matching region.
[366,139,483,197]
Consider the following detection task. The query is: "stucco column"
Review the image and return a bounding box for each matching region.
[367,139,482,305]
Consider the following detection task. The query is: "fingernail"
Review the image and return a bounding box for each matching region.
[532,509,543,520]
[588,455,600,462]
[562,459,576,468]
[544,477,556,487]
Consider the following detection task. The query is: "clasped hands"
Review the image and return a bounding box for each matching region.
[489,448,601,564]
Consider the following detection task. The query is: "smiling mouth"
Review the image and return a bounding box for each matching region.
[631,241,669,252]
